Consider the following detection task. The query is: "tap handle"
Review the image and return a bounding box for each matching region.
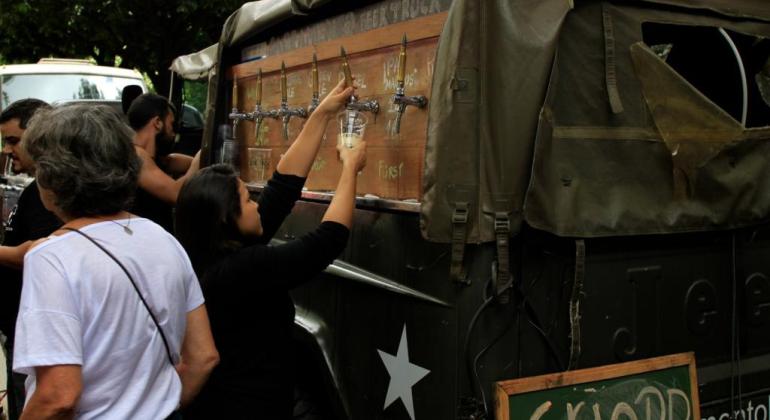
[394,103,407,134]
[281,61,288,104]
[282,115,291,140]
[232,78,238,109]
[312,53,319,99]
[398,33,407,87]
[256,68,262,106]
[254,115,263,141]
[231,118,239,142]
[341,46,353,88]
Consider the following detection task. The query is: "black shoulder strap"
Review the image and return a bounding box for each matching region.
[63,227,175,366]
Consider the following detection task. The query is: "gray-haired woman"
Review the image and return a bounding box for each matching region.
[13,104,218,420]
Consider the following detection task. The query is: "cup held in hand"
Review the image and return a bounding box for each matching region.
[337,110,367,149]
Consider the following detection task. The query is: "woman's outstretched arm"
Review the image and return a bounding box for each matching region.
[220,142,367,290]
[276,78,354,177]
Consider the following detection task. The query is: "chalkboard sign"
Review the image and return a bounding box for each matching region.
[495,353,700,420]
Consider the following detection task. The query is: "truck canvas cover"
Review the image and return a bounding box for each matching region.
[424,0,770,241]
[188,0,770,241]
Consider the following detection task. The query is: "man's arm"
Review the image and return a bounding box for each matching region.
[136,147,201,204]
[0,241,32,269]
[162,153,195,178]
[20,365,82,420]
[176,304,219,407]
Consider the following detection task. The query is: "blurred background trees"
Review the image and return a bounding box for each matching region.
[0,0,244,96]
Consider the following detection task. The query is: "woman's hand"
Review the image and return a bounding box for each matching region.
[315,78,355,119]
[324,141,366,228]
[338,141,367,173]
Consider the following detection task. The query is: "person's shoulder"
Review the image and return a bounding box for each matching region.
[17,179,40,202]
[23,232,69,263]
[134,145,155,162]
[211,242,269,269]
[132,217,191,257]
[22,179,40,192]
[132,216,174,238]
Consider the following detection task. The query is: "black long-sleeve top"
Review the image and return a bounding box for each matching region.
[184,172,349,420]
[1,180,61,342]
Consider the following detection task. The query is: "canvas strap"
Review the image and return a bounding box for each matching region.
[450,201,470,284]
[603,5,624,114]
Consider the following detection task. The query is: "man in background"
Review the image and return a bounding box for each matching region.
[127,93,200,232]
[0,98,61,420]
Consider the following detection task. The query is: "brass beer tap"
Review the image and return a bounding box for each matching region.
[228,78,253,137]
[340,46,380,116]
[307,54,321,115]
[250,68,278,139]
[276,61,308,140]
[392,34,427,134]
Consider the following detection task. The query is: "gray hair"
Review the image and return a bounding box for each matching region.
[23,104,142,218]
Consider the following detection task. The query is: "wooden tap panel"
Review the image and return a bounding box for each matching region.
[228,12,446,200]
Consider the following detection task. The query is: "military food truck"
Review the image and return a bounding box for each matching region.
[172,0,770,418]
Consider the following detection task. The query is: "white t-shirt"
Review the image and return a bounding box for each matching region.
[14,218,204,420]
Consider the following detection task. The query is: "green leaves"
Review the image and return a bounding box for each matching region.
[0,0,243,95]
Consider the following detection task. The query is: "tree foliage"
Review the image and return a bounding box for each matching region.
[0,0,243,95]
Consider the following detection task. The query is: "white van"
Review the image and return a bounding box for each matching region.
[0,58,147,110]
[0,59,147,230]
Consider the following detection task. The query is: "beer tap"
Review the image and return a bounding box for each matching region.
[341,46,379,116]
[277,61,308,140]
[228,78,252,137]
[392,34,427,134]
[307,54,321,115]
[250,68,278,138]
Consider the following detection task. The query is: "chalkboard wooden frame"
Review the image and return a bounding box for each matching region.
[495,352,700,420]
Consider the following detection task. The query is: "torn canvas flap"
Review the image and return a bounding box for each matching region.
[631,42,744,199]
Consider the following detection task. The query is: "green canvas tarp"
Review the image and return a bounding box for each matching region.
[422,0,770,242]
[523,3,770,237]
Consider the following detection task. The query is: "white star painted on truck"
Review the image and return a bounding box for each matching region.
[377,325,430,420]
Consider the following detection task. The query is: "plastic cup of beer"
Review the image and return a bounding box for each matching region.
[337,110,367,149]
[247,148,272,185]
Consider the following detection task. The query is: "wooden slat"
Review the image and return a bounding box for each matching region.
[688,357,702,420]
[495,385,510,420]
[230,12,447,79]
[496,353,695,396]
[233,37,436,148]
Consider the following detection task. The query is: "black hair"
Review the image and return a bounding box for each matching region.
[0,98,51,128]
[126,93,175,130]
[175,164,245,277]
[24,104,141,218]
[121,85,144,115]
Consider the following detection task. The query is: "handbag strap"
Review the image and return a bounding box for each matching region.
[63,227,175,366]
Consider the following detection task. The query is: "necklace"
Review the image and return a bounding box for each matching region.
[109,216,133,235]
